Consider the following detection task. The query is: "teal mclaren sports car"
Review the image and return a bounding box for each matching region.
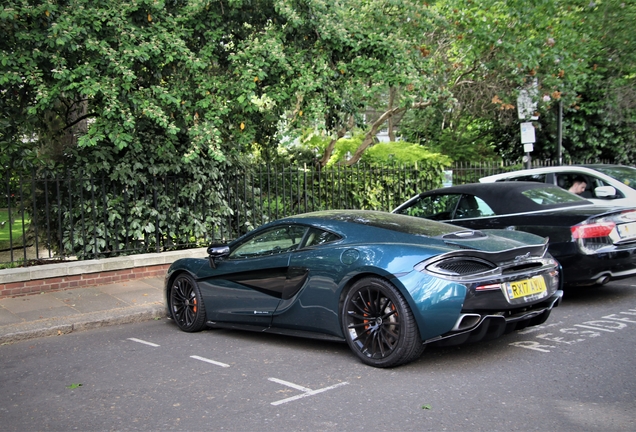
[165,210,563,368]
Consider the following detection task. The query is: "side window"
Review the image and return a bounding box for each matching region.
[556,173,625,199]
[555,173,595,197]
[229,225,307,259]
[400,194,461,220]
[453,195,494,219]
[302,228,341,247]
[476,196,495,217]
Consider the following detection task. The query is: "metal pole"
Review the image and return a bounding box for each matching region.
[557,100,563,165]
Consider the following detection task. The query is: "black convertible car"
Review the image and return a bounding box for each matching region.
[393,182,636,286]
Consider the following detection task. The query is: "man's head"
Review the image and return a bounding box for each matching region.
[568,176,587,195]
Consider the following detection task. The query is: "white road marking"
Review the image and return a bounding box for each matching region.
[508,340,554,352]
[269,378,349,406]
[268,377,311,392]
[190,355,230,368]
[127,338,160,347]
[604,313,636,324]
[574,324,614,332]
[511,307,636,352]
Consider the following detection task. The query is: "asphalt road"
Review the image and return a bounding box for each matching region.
[1,277,635,432]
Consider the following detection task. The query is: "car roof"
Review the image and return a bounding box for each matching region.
[420,182,593,213]
[277,209,463,238]
[479,164,634,182]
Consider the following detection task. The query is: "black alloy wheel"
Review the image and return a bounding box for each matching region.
[169,273,207,332]
[342,277,425,368]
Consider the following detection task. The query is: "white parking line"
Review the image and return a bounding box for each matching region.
[127,338,160,347]
[269,377,311,392]
[269,378,349,406]
[190,355,230,368]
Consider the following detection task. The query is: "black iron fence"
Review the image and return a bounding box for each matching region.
[0,159,614,265]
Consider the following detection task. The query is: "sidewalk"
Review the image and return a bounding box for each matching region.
[0,248,207,345]
[0,277,164,344]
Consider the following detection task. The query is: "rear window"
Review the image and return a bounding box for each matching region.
[521,186,588,205]
[322,211,460,237]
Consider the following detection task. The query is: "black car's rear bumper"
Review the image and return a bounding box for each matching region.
[424,290,563,347]
[556,246,636,286]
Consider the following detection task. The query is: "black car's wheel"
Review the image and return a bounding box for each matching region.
[342,277,425,368]
[169,273,207,332]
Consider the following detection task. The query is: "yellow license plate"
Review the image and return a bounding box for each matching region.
[506,276,547,299]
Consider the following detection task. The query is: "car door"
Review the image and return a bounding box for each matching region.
[271,227,344,337]
[198,224,308,326]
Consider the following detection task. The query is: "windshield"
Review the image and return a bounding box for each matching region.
[591,166,636,190]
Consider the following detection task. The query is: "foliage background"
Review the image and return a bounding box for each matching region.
[1,0,633,259]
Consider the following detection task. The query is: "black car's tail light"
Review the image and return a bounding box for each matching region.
[571,221,617,254]
[571,222,615,239]
[571,209,636,254]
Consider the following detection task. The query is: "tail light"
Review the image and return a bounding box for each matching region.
[571,222,616,239]
[571,221,616,254]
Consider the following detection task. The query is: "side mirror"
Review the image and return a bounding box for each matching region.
[594,186,617,199]
[207,244,230,269]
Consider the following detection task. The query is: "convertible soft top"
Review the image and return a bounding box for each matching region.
[422,182,593,214]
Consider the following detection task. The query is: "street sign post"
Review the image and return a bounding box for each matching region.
[520,121,536,169]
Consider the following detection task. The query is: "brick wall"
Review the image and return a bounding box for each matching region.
[0,264,170,299]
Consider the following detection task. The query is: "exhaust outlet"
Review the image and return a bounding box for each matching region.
[596,275,611,285]
[452,314,482,331]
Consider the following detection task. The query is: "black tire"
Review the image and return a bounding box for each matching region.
[169,273,207,332]
[341,277,425,368]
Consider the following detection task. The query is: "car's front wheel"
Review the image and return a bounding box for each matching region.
[341,277,424,368]
[169,273,207,332]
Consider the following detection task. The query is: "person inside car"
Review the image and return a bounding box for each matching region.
[568,176,588,195]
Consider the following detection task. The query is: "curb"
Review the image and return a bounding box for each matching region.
[0,303,166,345]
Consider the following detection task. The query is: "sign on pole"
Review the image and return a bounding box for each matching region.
[520,122,536,144]
[517,81,539,121]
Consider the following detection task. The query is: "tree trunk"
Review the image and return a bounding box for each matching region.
[319,116,354,167]
[345,101,433,166]
[388,87,397,142]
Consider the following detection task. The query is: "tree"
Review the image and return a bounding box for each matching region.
[246,0,451,166]
[399,0,636,162]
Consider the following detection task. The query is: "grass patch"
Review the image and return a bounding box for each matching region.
[0,208,30,249]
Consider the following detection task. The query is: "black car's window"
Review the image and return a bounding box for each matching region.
[521,186,588,205]
[497,174,547,183]
[302,228,341,247]
[400,194,460,221]
[229,225,307,258]
[453,195,495,219]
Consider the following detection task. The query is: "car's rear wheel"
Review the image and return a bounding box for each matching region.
[169,273,207,332]
[341,277,424,368]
